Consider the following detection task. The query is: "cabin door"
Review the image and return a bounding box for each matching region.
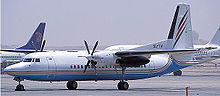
[46,57,56,79]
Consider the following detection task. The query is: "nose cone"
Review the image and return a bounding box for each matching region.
[3,66,12,73]
[3,63,27,74]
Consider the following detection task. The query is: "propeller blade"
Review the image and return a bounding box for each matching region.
[84,40,90,54]
[91,64,97,74]
[83,60,91,73]
[40,40,46,52]
[91,41,98,55]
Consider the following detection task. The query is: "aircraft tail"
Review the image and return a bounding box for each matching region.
[132,4,193,51]
[168,4,193,50]
[16,23,46,50]
[168,4,194,62]
[208,26,220,46]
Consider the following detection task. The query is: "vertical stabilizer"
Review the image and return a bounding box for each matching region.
[169,4,193,49]
[169,4,194,62]
[131,4,193,51]
[208,26,220,45]
[16,23,46,50]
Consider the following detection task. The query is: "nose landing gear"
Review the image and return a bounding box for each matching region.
[14,77,25,91]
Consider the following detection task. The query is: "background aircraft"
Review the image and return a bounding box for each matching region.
[4,4,200,91]
[173,26,220,76]
[1,23,46,72]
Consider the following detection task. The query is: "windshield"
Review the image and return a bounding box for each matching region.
[23,58,32,62]
[22,58,41,62]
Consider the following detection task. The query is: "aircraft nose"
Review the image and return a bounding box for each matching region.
[4,65,17,72]
[3,63,27,74]
[3,66,13,74]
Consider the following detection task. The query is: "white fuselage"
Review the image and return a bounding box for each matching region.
[5,50,179,81]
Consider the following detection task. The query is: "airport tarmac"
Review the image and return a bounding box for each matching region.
[1,66,220,96]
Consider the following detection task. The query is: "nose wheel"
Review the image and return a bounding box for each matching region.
[117,67,129,90]
[14,77,25,91]
[15,84,25,91]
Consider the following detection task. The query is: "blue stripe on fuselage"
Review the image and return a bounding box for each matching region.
[11,60,191,81]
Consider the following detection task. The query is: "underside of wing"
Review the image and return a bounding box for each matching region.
[115,49,197,57]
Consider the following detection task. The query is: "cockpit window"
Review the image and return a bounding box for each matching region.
[23,58,32,62]
[35,58,40,62]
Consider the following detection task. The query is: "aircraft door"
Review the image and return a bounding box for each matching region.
[46,57,56,79]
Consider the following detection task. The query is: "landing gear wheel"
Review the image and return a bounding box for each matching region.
[67,81,78,90]
[117,82,129,90]
[15,84,25,91]
[173,70,182,76]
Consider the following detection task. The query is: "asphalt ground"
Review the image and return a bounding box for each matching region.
[1,66,220,96]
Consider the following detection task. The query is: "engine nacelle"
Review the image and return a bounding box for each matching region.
[116,56,150,67]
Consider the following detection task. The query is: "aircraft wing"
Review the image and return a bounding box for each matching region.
[115,49,197,57]
[1,49,39,54]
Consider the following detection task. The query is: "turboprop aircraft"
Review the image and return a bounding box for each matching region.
[4,4,201,91]
[1,23,46,72]
[173,26,220,76]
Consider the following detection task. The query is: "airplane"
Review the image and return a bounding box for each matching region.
[173,26,220,76]
[4,4,204,91]
[1,23,46,72]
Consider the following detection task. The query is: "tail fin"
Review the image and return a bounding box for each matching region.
[16,22,46,50]
[208,26,220,45]
[132,4,193,51]
[168,4,193,49]
[169,4,195,62]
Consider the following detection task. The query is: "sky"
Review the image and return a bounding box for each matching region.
[1,0,220,48]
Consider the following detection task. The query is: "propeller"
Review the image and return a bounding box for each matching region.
[40,40,46,52]
[83,40,99,73]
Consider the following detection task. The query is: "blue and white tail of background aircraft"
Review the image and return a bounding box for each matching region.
[193,26,220,64]
[1,22,46,53]
[1,22,46,73]
[4,4,200,91]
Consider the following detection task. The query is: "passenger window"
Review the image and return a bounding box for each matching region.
[77,65,80,68]
[35,58,40,62]
[81,65,83,68]
[74,65,76,69]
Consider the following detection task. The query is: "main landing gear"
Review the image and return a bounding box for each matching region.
[14,77,25,91]
[117,67,129,90]
[173,70,182,76]
[66,67,129,90]
[66,81,78,90]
